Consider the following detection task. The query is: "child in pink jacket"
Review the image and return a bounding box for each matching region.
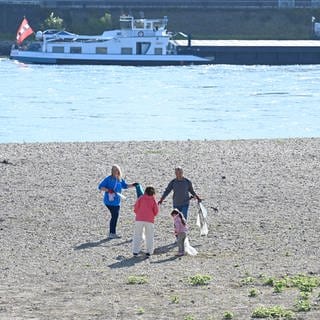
[171,208,188,256]
[133,186,159,257]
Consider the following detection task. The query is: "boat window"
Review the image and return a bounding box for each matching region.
[154,48,163,55]
[121,47,133,55]
[134,20,144,29]
[28,43,41,52]
[70,47,82,54]
[136,42,151,55]
[120,20,132,30]
[153,23,161,30]
[96,47,108,54]
[52,46,64,53]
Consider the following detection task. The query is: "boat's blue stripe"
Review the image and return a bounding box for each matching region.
[10,56,210,66]
[11,56,57,64]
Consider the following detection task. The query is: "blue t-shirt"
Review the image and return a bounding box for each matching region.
[98,175,128,206]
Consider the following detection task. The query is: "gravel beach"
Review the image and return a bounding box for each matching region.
[1,139,320,320]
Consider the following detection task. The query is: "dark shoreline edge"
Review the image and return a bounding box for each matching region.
[0,137,319,148]
[0,40,13,56]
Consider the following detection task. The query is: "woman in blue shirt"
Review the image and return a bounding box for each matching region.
[98,165,137,239]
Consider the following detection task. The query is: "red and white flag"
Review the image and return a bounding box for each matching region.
[16,18,34,45]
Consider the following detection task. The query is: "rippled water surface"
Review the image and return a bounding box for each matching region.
[1,58,320,142]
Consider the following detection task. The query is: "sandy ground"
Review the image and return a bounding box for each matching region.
[1,139,320,320]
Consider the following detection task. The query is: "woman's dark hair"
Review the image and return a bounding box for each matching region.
[145,186,155,196]
[171,209,186,225]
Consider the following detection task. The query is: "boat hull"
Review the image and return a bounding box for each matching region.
[10,50,211,66]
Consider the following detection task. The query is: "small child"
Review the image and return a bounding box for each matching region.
[171,208,188,256]
[133,186,159,257]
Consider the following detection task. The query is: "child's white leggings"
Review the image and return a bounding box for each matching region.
[132,221,154,254]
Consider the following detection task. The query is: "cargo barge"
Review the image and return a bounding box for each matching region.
[10,15,320,66]
[175,39,320,65]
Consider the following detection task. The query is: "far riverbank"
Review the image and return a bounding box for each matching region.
[1,6,320,54]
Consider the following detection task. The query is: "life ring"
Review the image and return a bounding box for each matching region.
[138,31,144,37]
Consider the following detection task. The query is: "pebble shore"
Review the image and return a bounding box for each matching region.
[1,139,320,319]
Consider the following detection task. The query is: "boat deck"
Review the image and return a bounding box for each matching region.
[175,39,320,47]
[174,39,320,65]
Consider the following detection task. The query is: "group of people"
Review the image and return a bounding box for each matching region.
[98,165,201,257]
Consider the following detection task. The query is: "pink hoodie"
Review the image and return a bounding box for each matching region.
[173,214,188,234]
[134,194,159,223]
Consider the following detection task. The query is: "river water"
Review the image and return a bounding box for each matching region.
[1,57,320,143]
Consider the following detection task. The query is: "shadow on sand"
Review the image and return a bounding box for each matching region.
[108,255,149,269]
[74,238,111,250]
[151,255,181,264]
[153,242,176,255]
[74,238,132,251]
[108,242,179,268]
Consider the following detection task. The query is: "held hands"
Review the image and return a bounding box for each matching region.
[157,199,163,205]
[132,182,139,187]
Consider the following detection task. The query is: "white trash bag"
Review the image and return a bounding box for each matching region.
[116,192,126,199]
[196,202,208,236]
[184,236,198,256]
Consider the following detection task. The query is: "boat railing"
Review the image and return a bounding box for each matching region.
[14,42,42,52]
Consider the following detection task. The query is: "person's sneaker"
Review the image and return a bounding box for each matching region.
[133,253,138,256]
[146,253,151,258]
[175,252,184,257]
[108,233,121,239]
